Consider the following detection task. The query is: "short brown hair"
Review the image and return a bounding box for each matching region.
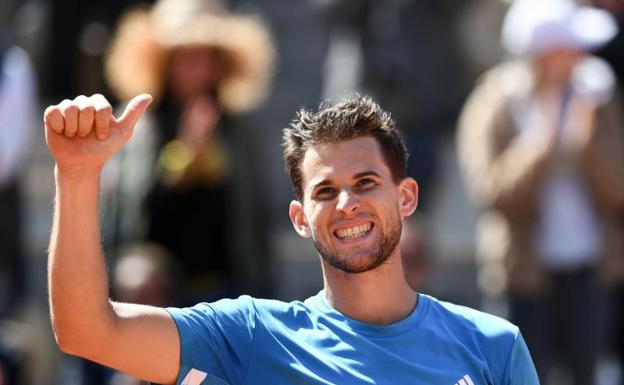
[282,95,408,201]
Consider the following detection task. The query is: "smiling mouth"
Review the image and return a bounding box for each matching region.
[334,222,373,241]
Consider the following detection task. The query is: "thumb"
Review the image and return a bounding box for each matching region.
[114,93,153,139]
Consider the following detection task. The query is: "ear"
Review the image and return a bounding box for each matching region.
[398,177,418,218]
[289,200,312,238]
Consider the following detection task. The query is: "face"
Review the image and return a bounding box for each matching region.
[536,47,583,85]
[289,136,418,274]
[168,46,222,103]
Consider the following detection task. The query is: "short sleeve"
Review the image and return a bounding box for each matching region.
[503,332,540,385]
[166,295,257,385]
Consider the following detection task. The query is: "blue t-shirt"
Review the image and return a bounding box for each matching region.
[166,291,539,385]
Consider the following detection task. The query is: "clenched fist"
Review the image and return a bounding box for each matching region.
[44,94,152,171]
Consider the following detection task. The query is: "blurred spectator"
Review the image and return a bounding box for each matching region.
[0,33,36,318]
[101,0,275,304]
[457,0,624,384]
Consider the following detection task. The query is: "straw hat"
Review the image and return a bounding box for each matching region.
[501,0,617,56]
[106,0,275,113]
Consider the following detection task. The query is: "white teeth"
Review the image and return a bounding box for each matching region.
[335,223,372,240]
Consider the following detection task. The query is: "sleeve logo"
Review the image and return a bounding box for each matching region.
[181,368,208,385]
[454,374,475,385]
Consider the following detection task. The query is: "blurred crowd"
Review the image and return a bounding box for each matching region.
[1,0,624,384]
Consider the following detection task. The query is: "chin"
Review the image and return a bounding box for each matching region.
[320,248,390,274]
[313,222,401,274]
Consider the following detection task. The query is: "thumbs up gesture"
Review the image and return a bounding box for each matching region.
[44,94,152,171]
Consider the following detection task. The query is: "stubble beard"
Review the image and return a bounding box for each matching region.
[314,220,402,274]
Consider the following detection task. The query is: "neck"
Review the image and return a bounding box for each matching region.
[322,251,417,325]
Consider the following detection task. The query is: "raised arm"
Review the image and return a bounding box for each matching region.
[45,94,180,385]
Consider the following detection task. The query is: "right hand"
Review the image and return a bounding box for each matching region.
[177,94,221,153]
[44,94,152,172]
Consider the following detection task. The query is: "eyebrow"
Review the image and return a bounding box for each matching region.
[311,170,381,191]
[311,179,333,191]
[353,170,381,180]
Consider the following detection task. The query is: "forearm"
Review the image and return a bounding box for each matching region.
[48,165,114,354]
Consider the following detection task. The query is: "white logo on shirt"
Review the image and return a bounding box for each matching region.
[454,374,475,385]
[181,368,208,385]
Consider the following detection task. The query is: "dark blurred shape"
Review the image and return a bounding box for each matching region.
[458,1,624,384]
[0,29,36,318]
[592,0,624,14]
[400,219,429,292]
[0,346,18,385]
[44,0,150,99]
[0,320,29,385]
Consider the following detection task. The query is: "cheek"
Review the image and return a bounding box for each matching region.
[387,204,402,228]
[368,189,397,211]
[308,211,324,234]
[376,197,401,225]
[306,203,331,236]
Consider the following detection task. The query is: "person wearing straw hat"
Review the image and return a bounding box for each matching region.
[458,0,624,383]
[101,0,275,304]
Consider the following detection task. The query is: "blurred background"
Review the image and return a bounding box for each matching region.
[1,0,624,384]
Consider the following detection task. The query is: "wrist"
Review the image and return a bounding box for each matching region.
[55,164,103,181]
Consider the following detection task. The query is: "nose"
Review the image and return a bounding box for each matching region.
[336,190,360,214]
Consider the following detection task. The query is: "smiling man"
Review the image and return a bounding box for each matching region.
[45,94,539,385]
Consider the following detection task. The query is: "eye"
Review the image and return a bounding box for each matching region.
[355,178,377,190]
[314,187,337,200]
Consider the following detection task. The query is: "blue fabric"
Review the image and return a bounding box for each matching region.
[166,292,539,385]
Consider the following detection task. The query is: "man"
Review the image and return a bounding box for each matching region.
[45,93,538,384]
